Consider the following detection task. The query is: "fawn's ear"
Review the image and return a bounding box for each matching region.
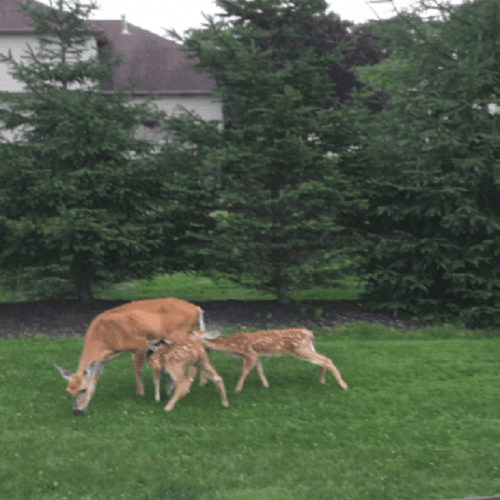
[191,330,220,340]
[55,364,73,380]
[149,339,170,349]
[203,330,221,340]
[147,339,170,358]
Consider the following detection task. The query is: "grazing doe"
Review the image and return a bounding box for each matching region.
[55,298,205,414]
[192,328,348,392]
[146,334,229,412]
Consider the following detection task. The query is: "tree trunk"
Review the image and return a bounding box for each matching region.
[278,295,290,306]
[275,272,290,305]
[75,276,93,304]
[71,263,94,304]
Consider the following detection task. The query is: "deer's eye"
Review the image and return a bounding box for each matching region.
[79,389,87,394]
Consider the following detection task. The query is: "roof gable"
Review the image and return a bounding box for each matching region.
[0,0,216,92]
[0,0,49,31]
[88,20,215,92]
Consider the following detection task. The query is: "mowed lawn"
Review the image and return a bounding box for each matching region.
[1,334,499,500]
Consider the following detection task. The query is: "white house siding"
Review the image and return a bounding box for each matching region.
[0,33,103,142]
[0,35,39,92]
[130,94,223,144]
[134,94,223,123]
[0,34,98,92]
[0,34,223,144]
[0,92,223,144]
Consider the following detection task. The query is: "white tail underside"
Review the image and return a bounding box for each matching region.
[199,308,206,331]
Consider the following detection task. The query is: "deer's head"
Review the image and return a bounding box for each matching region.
[55,363,103,415]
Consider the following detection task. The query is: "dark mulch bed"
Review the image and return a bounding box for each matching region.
[0,298,429,338]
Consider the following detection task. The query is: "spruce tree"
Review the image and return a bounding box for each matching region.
[345,0,500,328]
[164,0,375,304]
[0,0,205,303]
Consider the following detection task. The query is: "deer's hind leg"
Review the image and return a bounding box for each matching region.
[295,347,348,390]
[199,357,229,407]
[235,350,260,392]
[255,360,269,388]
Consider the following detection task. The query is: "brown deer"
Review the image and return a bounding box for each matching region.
[192,328,348,392]
[55,298,205,414]
[146,334,228,411]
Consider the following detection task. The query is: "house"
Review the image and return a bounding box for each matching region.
[0,0,223,143]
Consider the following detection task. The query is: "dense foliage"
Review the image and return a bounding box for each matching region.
[164,0,386,303]
[0,0,214,302]
[344,0,500,328]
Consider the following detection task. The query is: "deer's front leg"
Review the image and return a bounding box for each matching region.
[165,371,175,396]
[200,360,229,407]
[132,348,147,396]
[319,367,326,385]
[187,365,198,384]
[164,363,192,412]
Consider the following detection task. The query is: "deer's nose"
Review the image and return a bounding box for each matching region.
[73,409,84,416]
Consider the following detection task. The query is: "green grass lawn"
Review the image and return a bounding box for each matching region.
[1,272,500,500]
[91,272,364,302]
[1,333,499,500]
[0,270,364,302]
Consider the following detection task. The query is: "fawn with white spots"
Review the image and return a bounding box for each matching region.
[192,328,348,392]
[146,332,228,411]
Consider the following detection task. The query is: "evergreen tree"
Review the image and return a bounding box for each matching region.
[182,8,390,118]
[344,0,500,328]
[165,0,374,304]
[0,0,208,303]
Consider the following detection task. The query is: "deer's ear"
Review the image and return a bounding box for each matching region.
[55,364,73,380]
[84,362,104,378]
[149,339,170,350]
[204,330,221,340]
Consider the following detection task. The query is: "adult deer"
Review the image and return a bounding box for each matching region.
[192,328,348,392]
[146,332,228,411]
[55,298,205,414]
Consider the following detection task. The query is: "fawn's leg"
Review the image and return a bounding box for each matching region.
[186,365,198,384]
[255,360,270,388]
[199,349,211,387]
[308,340,326,384]
[200,359,229,407]
[165,371,175,396]
[164,363,194,411]
[319,367,326,384]
[295,348,348,390]
[235,351,260,391]
[152,366,161,401]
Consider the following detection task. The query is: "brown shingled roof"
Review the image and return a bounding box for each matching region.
[0,0,216,92]
[87,20,215,92]
[0,0,51,31]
